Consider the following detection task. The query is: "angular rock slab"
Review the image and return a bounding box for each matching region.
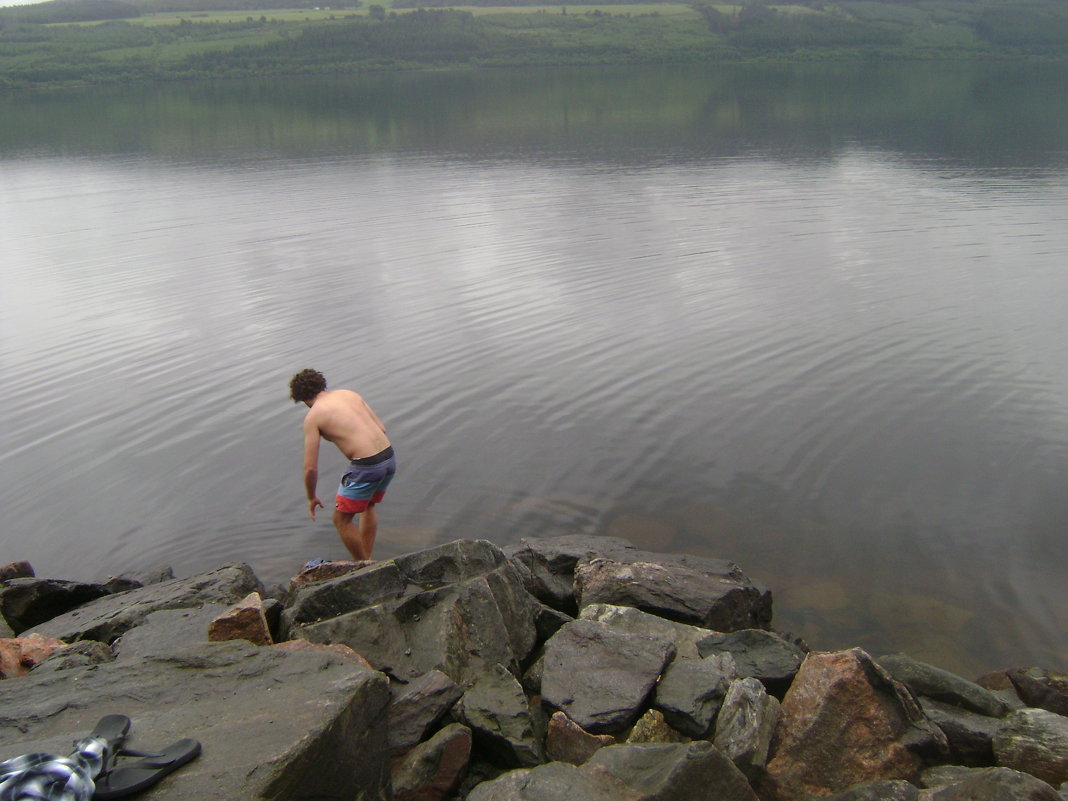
[713,677,780,780]
[453,663,543,767]
[762,648,945,801]
[283,540,540,686]
[1005,668,1068,717]
[505,535,640,613]
[823,780,921,801]
[283,540,513,628]
[545,712,615,765]
[926,767,1062,801]
[575,553,772,631]
[25,563,264,645]
[919,764,990,789]
[698,629,805,694]
[208,592,272,646]
[389,669,464,756]
[112,604,230,660]
[392,723,472,801]
[288,559,370,593]
[878,652,1010,718]
[0,640,391,800]
[994,708,1068,787]
[0,577,112,634]
[587,741,759,801]
[920,697,999,767]
[580,603,717,660]
[465,761,644,801]
[653,653,735,737]
[541,619,676,734]
[30,640,114,676]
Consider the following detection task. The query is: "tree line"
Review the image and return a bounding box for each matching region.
[2,0,1068,90]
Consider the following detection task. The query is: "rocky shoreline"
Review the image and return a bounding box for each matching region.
[2,535,1068,800]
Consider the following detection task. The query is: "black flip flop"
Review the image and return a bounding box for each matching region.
[87,715,131,774]
[92,738,201,799]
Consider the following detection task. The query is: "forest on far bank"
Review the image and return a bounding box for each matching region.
[2,0,1067,89]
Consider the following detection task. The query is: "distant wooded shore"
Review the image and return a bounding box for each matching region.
[2,0,1067,90]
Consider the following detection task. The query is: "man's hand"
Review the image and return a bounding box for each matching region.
[308,497,325,520]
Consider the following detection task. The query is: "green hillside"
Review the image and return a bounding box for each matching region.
[2,0,1066,89]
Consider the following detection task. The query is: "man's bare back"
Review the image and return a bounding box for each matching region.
[304,389,390,461]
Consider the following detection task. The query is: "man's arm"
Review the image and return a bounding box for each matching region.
[302,416,325,520]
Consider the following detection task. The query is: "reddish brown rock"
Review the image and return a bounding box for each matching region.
[208,592,272,646]
[392,723,472,801]
[762,649,939,801]
[288,560,371,592]
[546,711,616,764]
[0,562,34,581]
[0,633,67,679]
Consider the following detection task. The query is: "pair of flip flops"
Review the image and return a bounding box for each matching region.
[87,715,201,799]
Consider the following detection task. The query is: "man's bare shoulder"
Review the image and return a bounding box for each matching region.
[310,389,359,411]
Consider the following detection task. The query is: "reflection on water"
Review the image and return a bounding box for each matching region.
[3,62,1068,170]
[2,63,1068,677]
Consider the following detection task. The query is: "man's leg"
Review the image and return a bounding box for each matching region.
[358,502,378,559]
[333,509,368,560]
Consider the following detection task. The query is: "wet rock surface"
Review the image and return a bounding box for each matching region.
[3,535,1068,800]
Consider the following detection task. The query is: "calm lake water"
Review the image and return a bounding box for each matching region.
[3,62,1068,676]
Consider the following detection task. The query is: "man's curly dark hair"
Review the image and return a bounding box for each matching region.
[289,369,327,403]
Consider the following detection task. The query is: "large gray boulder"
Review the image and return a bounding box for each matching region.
[111,604,231,659]
[920,764,988,789]
[994,708,1068,787]
[0,577,113,633]
[877,653,1011,718]
[505,535,639,613]
[926,767,1061,801]
[698,629,805,695]
[580,603,716,660]
[29,640,114,675]
[575,553,772,631]
[541,619,676,734]
[24,563,263,644]
[453,663,544,768]
[0,640,391,800]
[920,697,999,766]
[283,540,541,686]
[282,541,513,628]
[388,669,464,755]
[586,741,759,801]
[466,761,644,801]
[823,780,921,801]
[653,653,735,737]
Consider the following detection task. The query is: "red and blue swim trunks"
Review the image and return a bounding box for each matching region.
[335,446,396,514]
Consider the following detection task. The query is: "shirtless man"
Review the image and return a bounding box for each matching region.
[289,369,396,560]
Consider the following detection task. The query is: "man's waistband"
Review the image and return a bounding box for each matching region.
[349,446,394,466]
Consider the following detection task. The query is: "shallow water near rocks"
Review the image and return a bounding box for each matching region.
[2,62,1068,677]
